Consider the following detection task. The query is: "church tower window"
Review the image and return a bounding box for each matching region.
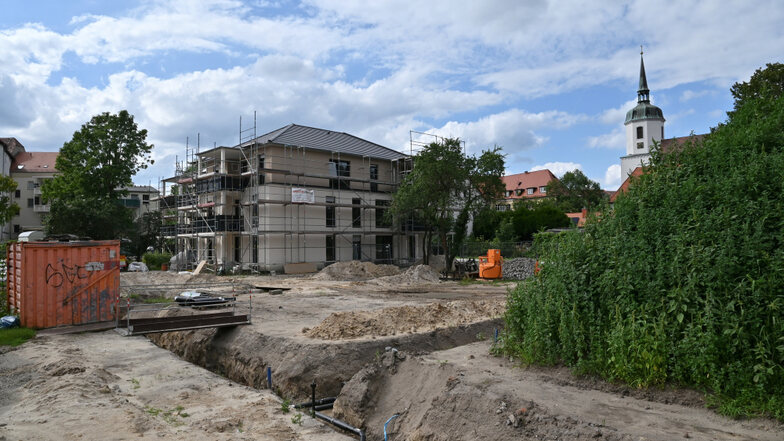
[636,126,643,139]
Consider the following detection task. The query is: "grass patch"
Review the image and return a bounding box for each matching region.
[0,327,36,346]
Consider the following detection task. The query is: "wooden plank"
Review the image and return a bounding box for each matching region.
[192,260,208,275]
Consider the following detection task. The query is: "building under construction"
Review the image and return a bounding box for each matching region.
[158,122,421,272]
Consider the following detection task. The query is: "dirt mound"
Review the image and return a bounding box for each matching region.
[372,264,441,285]
[305,299,503,340]
[310,261,400,281]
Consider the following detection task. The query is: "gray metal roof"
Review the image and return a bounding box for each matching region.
[240,124,409,161]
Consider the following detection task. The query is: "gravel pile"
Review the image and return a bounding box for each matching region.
[502,257,537,280]
[311,261,401,281]
[372,264,441,286]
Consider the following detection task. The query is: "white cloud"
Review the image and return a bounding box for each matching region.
[604,164,622,189]
[587,128,625,150]
[598,100,637,125]
[531,162,582,177]
[680,89,710,102]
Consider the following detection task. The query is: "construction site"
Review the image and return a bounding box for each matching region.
[3,250,783,441]
[157,121,422,273]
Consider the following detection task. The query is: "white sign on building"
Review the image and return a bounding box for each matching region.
[291,188,315,204]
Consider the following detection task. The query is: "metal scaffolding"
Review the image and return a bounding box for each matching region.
[158,119,418,272]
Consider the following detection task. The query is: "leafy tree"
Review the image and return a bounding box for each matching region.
[127,211,163,259]
[545,169,606,212]
[471,206,504,240]
[729,62,784,115]
[510,201,571,240]
[42,110,154,239]
[388,138,504,269]
[0,175,20,226]
[502,63,784,420]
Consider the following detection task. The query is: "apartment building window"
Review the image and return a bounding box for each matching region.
[34,196,41,206]
[352,235,362,260]
[352,198,361,227]
[527,188,534,195]
[329,159,350,189]
[27,198,33,208]
[234,236,241,262]
[326,235,335,261]
[495,204,508,211]
[14,190,20,198]
[13,224,19,233]
[130,194,139,200]
[540,186,547,193]
[375,200,390,228]
[326,196,335,227]
[27,181,34,190]
[258,155,265,184]
[376,235,393,262]
[143,194,150,204]
[637,126,643,139]
[370,164,378,192]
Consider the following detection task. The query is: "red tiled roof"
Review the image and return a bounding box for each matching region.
[10,152,59,173]
[659,134,706,153]
[610,167,644,202]
[501,169,558,200]
[565,208,588,227]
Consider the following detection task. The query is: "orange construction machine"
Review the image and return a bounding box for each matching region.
[478,249,503,279]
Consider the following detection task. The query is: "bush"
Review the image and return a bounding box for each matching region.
[502,67,784,420]
[142,252,172,270]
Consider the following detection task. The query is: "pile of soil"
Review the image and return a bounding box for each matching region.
[305,299,504,340]
[372,264,441,285]
[310,261,400,281]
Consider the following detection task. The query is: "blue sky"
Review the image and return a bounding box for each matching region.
[1,0,782,190]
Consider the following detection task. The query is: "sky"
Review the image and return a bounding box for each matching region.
[1,0,782,190]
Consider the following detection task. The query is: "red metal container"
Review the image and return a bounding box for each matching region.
[6,240,120,329]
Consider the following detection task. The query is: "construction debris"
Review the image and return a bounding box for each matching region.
[311,261,400,281]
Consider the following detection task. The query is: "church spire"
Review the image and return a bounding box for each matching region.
[638,46,650,103]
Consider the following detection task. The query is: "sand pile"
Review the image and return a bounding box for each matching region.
[305,299,504,340]
[311,261,400,281]
[372,264,441,285]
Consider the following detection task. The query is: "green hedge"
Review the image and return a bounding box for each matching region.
[502,82,784,420]
[142,252,172,270]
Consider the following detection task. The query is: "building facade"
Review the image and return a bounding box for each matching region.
[9,151,59,239]
[497,169,558,210]
[160,124,421,272]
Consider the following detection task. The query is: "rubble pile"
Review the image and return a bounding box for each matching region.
[502,257,537,280]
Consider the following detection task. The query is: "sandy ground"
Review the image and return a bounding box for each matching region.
[335,342,784,441]
[3,268,780,440]
[0,332,352,441]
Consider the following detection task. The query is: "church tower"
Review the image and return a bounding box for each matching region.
[621,49,665,179]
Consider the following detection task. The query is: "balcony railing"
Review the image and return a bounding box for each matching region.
[119,198,141,208]
[33,204,50,213]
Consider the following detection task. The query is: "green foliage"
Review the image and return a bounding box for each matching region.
[545,169,606,212]
[42,110,154,239]
[142,251,172,271]
[510,201,571,240]
[0,175,20,225]
[291,412,303,426]
[388,138,505,269]
[502,64,784,420]
[0,327,36,346]
[280,398,291,413]
[129,211,164,259]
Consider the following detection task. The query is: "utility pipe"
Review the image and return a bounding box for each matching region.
[294,397,336,408]
[314,411,365,441]
[384,414,400,441]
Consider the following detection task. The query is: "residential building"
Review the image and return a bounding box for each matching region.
[0,138,27,240]
[497,169,558,210]
[119,185,159,219]
[9,151,59,239]
[160,123,421,272]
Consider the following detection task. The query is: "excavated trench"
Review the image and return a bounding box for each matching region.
[149,317,503,400]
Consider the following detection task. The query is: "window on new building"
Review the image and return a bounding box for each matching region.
[326,235,336,261]
[540,186,547,193]
[325,196,335,227]
[375,200,390,228]
[352,198,361,227]
[370,164,378,192]
[527,188,534,195]
[636,126,643,139]
[329,159,350,189]
[258,155,265,184]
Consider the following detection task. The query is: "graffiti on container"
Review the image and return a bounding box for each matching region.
[45,262,90,287]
